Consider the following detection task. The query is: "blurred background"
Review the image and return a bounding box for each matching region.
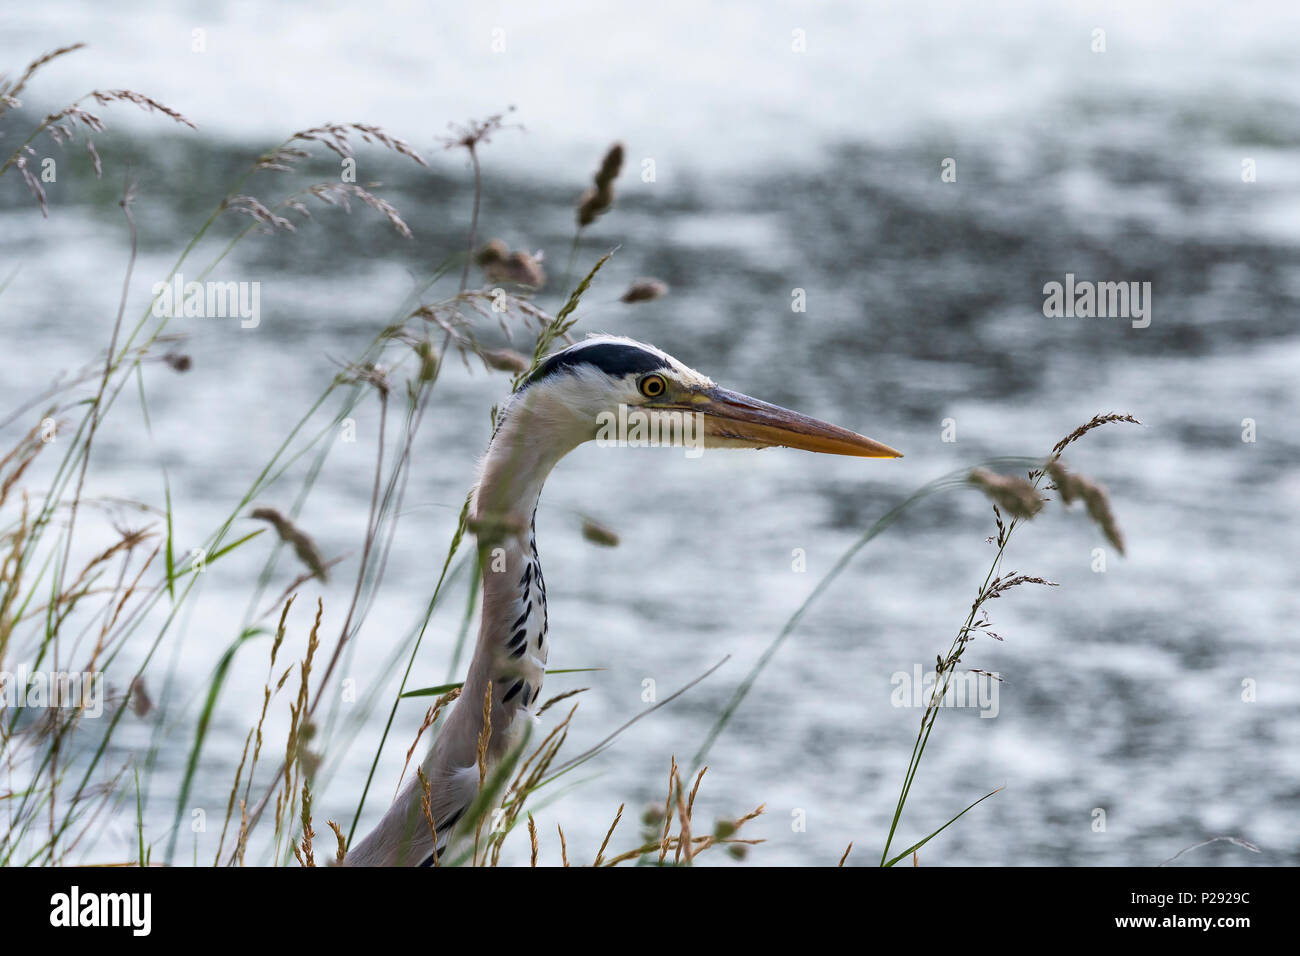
[2,0,1297,865]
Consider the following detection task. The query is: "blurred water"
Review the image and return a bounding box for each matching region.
[2,1,1297,866]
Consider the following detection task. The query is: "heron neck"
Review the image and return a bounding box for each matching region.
[450,402,571,767]
[348,392,582,865]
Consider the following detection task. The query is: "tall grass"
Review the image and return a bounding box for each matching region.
[0,42,1135,867]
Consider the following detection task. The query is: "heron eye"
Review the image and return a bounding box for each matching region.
[638,374,667,398]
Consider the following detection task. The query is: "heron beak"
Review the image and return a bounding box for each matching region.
[684,386,903,458]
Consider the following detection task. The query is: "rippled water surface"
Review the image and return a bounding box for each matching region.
[2,1,1297,865]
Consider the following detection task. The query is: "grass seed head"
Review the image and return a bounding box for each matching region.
[576,141,624,226]
[249,507,330,582]
[474,239,509,267]
[596,142,624,188]
[969,468,1044,519]
[502,250,546,288]
[580,516,620,547]
[1048,461,1125,554]
[481,348,531,373]
[620,278,669,303]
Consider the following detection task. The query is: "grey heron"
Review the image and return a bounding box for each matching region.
[346,335,901,866]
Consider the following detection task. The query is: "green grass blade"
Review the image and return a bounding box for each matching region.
[135,767,146,867]
[882,787,1003,867]
[163,471,175,602]
[165,626,268,862]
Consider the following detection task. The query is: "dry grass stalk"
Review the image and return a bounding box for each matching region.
[979,572,1057,605]
[1050,413,1141,458]
[222,194,295,232]
[333,359,391,397]
[396,688,460,798]
[440,110,519,294]
[235,799,249,867]
[91,542,162,672]
[305,183,413,238]
[883,413,1137,866]
[327,820,347,865]
[593,803,624,866]
[12,154,47,216]
[216,598,294,864]
[62,526,153,599]
[535,686,587,716]
[596,801,766,867]
[502,705,576,794]
[2,40,191,214]
[0,493,30,663]
[440,109,518,153]
[528,815,539,866]
[222,181,415,239]
[285,122,426,166]
[839,842,853,867]
[4,82,191,215]
[215,730,254,866]
[658,756,678,864]
[0,43,87,109]
[484,704,579,866]
[88,89,194,128]
[297,782,316,867]
[475,683,493,788]
[471,683,494,863]
[416,768,440,868]
[408,288,555,376]
[674,769,694,864]
[0,418,53,507]
[687,766,707,819]
[276,601,323,848]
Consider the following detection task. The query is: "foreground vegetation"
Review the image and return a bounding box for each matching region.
[0,43,1134,866]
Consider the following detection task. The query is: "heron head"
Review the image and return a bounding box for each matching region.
[510,335,902,459]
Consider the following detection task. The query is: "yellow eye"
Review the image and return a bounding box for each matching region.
[638,374,667,398]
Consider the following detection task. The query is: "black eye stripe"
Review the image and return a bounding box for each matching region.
[522,341,671,388]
